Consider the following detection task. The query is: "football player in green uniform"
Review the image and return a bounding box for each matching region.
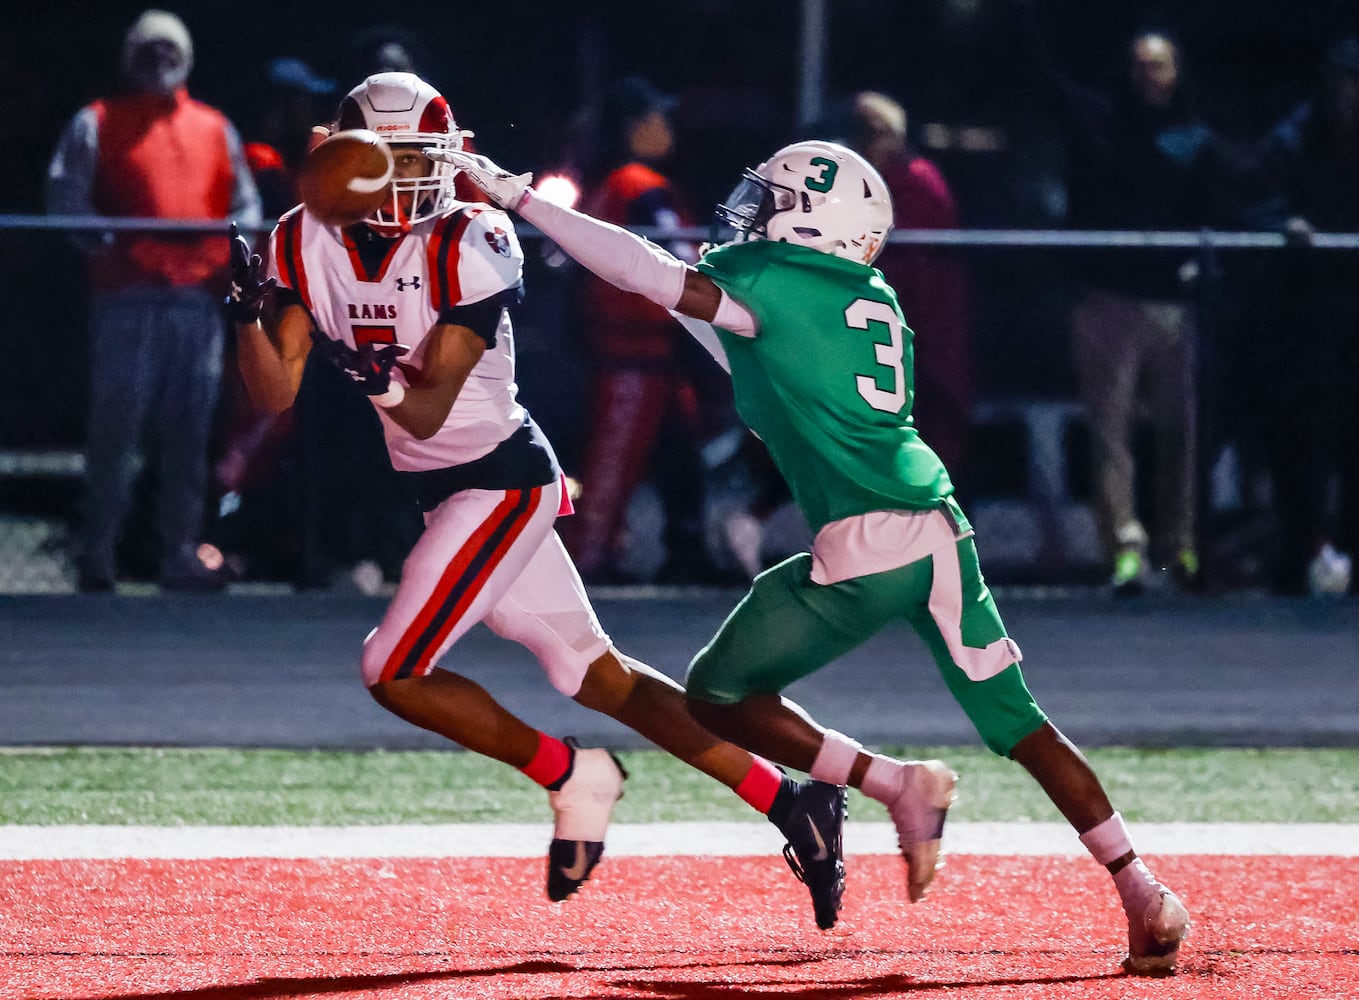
[431,139,1190,975]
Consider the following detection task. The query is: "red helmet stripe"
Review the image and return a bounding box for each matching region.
[419,95,454,135]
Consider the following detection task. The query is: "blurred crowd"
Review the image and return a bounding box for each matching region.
[20,6,1359,597]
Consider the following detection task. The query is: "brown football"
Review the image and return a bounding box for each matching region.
[297,129,394,227]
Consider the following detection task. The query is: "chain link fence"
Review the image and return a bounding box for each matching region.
[0,219,592,593]
[1,217,1349,593]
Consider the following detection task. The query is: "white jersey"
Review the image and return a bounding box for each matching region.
[267,203,527,472]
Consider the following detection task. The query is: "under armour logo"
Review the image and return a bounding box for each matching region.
[395,276,421,291]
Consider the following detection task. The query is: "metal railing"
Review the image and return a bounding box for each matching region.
[1,214,1351,592]
[10,213,1359,249]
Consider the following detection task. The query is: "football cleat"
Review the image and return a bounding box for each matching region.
[1111,548,1147,596]
[1122,887,1191,976]
[546,739,627,901]
[885,759,957,903]
[772,779,847,930]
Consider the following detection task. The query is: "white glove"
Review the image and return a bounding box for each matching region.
[422,148,532,211]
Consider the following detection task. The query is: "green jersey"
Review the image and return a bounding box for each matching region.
[698,240,952,532]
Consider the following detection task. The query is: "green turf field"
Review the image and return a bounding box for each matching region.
[3,746,1357,826]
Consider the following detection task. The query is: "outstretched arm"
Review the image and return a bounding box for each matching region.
[520,189,700,315]
[524,190,749,370]
[427,149,755,341]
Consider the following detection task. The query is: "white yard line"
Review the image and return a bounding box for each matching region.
[1,822,1355,860]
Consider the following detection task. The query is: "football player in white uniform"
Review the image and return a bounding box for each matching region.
[226,72,850,925]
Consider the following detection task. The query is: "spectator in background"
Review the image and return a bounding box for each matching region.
[46,8,261,592]
[243,57,338,220]
[845,91,973,476]
[1017,6,1258,594]
[1245,37,1359,596]
[564,76,728,584]
[344,23,430,80]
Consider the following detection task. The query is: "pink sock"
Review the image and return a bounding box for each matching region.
[734,758,784,813]
[521,732,573,788]
[1113,857,1161,914]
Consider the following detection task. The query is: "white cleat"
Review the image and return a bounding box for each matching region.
[546,741,626,901]
[1122,888,1191,977]
[885,759,957,902]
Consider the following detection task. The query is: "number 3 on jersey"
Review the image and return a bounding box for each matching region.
[848,298,906,413]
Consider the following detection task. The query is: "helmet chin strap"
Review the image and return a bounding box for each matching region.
[370,189,415,235]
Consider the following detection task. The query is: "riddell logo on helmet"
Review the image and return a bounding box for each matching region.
[374,123,411,133]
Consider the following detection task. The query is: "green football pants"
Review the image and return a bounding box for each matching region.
[685,536,1047,756]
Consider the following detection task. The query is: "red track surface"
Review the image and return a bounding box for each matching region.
[4,854,1356,999]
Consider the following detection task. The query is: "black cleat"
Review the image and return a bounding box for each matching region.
[772,779,846,929]
[545,740,627,901]
[546,838,607,903]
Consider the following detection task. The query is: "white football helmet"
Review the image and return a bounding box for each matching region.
[715,140,893,264]
[335,72,470,230]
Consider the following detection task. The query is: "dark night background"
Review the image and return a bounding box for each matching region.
[3,0,1359,588]
[9,0,1359,216]
[8,0,1359,396]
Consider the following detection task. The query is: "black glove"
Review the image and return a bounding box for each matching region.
[225,221,277,324]
[310,329,409,395]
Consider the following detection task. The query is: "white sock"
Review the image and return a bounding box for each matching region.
[1113,857,1161,914]
[808,730,861,786]
[859,755,909,805]
[1079,811,1134,866]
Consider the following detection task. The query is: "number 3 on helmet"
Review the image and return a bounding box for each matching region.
[716,140,893,265]
[334,71,469,230]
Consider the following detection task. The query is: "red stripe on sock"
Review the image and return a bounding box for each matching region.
[522,733,572,789]
[734,758,784,814]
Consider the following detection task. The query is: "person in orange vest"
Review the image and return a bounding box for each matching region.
[563,77,728,584]
[46,9,261,591]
